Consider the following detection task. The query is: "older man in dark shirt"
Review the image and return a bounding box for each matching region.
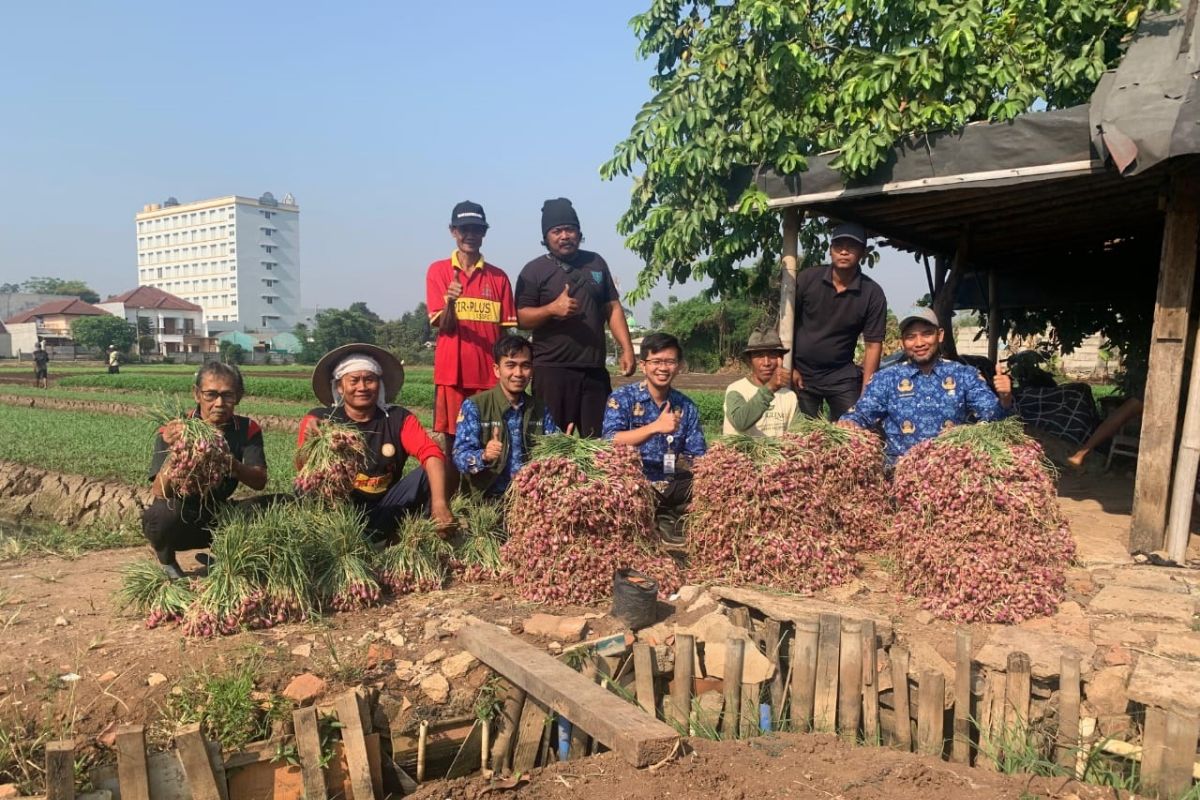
[791,222,888,420]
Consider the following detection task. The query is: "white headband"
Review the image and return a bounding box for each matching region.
[333,355,382,380]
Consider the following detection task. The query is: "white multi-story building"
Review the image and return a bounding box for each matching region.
[135,192,301,333]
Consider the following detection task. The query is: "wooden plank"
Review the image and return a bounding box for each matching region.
[446,721,484,779]
[728,605,751,631]
[764,619,787,725]
[176,724,222,800]
[569,661,596,758]
[890,645,912,752]
[1004,652,1032,734]
[917,671,945,758]
[1142,706,1169,797]
[741,681,760,738]
[511,697,549,774]
[334,691,377,800]
[838,620,863,741]
[489,683,526,773]
[633,644,657,717]
[952,629,972,764]
[790,620,819,732]
[977,673,1006,770]
[813,613,841,733]
[459,622,680,768]
[1161,710,1200,800]
[721,637,745,739]
[672,634,695,730]
[1131,168,1200,553]
[1056,654,1081,770]
[115,725,149,800]
[45,740,75,800]
[291,706,325,800]
[861,621,880,745]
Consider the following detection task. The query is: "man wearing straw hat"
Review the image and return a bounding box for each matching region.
[299,343,455,536]
[723,329,798,438]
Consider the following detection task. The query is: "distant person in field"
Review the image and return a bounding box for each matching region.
[602,332,707,545]
[839,308,1013,463]
[32,341,49,389]
[723,329,798,437]
[107,345,120,374]
[297,343,455,538]
[425,201,517,475]
[452,335,562,498]
[142,363,269,581]
[792,222,888,420]
[516,197,636,437]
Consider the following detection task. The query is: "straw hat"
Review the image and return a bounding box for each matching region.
[311,343,405,406]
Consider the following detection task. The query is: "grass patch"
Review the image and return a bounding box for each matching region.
[163,654,292,751]
[0,517,142,562]
[58,373,437,408]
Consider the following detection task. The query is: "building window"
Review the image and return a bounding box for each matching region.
[265,297,273,305]
[263,229,272,237]
[262,245,274,253]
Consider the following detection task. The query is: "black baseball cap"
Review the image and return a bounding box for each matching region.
[450,201,489,229]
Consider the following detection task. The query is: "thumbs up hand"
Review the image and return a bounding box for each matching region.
[651,402,681,435]
[483,423,504,464]
[551,283,580,319]
[446,275,464,301]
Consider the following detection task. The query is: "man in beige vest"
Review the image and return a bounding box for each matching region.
[723,330,798,437]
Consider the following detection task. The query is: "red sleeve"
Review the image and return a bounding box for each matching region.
[499,272,517,326]
[297,414,319,447]
[426,262,448,320]
[400,414,445,464]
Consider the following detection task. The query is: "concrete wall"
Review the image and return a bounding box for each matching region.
[955,326,1114,379]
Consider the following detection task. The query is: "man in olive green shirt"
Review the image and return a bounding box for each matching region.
[723,330,798,437]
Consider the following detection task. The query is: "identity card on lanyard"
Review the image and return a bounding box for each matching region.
[663,434,676,475]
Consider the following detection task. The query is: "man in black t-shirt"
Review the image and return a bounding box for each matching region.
[515,198,636,437]
[32,342,49,389]
[791,222,888,420]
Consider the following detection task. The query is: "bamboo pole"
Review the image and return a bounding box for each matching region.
[778,208,802,373]
[672,634,695,730]
[987,269,1000,363]
[1165,310,1200,563]
[722,638,745,739]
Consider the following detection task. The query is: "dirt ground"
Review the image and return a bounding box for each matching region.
[410,735,1123,800]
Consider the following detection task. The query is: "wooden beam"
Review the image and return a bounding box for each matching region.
[672,634,694,730]
[722,638,745,739]
[1132,167,1200,553]
[790,620,819,731]
[334,691,377,800]
[292,706,326,800]
[778,208,802,374]
[861,621,879,746]
[916,672,946,758]
[889,645,913,752]
[176,725,222,800]
[633,644,657,717]
[1056,654,1081,770]
[813,614,841,733]
[44,740,75,800]
[115,725,150,800]
[952,630,972,765]
[838,620,863,741]
[458,622,680,767]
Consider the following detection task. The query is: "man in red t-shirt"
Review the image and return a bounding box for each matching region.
[425,201,517,458]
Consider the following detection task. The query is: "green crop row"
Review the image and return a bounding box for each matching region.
[58,373,437,408]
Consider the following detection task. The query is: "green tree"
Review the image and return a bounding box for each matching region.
[0,283,19,293]
[22,277,101,303]
[71,315,136,352]
[219,341,246,365]
[377,302,434,364]
[650,294,768,370]
[292,322,321,365]
[601,0,1170,300]
[309,307,378,354]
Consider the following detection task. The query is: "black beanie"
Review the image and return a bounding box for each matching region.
[541,198,581,237]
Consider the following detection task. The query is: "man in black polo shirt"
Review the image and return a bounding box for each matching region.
[791,222,888,420]
[515,198,636,437]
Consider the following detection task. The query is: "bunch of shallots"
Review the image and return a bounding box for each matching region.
[294,419,368,501]
[890,419,1074,624]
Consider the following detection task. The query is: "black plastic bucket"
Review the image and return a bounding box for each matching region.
[611,567,658,630]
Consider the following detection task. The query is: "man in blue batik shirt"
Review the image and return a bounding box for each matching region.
[602,332,707,545]
[453,335,560,497]
[840,307,1014,464]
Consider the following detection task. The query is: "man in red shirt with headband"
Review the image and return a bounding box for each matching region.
[425,201,518,472]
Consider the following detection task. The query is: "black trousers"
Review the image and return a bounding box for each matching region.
[532,366,612,438]
[653,473,693,540]
[357,467,431,539]
[797,379,861,422]
[141,494,281,566]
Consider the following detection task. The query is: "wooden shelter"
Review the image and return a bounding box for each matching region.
[748,2,1200,560]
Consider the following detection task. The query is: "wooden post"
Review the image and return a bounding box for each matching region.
[633,644,657,717]
[672,634,695,730]
[1161,711,1200,799]
[335,691,377,800]
[722,638,745,739]
[292,707,326,800]
[778,208,802,374]
[1142,707,1169,797]
[952,630,972,764]
[977,673,1006,770]
[890,645,912,752]
[728,606,751,631]
[569,661,596,758]
[1004,652,1032,735]
[838,620,863,741]
[415,720,429,783]
[489,684,526,773]
[1132,167,1200,553]
[861,621,880,746]
[1056,654,1081,770]
[45,740,75,800]
[764,619,787,726]
[176,725,222,800]
[932,234,969,360]
[1166,309,1200,563]
[511,698,549,773]
[813,614,841,733]
[791,620,819,731]
[916,671,946,758]
[987,269,1000,363]
[115,725,150,800]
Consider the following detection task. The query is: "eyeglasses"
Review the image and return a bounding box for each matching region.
[642,358,679,368]
[199,390,238,403]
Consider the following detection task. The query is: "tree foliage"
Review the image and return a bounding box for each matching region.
[376,302,434,365]
[650,294,769,370]
[602,0,1171,299]
[22,277,100,303]
[308,307,378,354]
[71,315,136,352]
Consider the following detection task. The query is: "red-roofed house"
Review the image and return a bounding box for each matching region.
[4,298,110,354]
[100,286,214,354]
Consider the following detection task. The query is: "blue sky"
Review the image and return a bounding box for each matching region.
[0,0,927,323]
